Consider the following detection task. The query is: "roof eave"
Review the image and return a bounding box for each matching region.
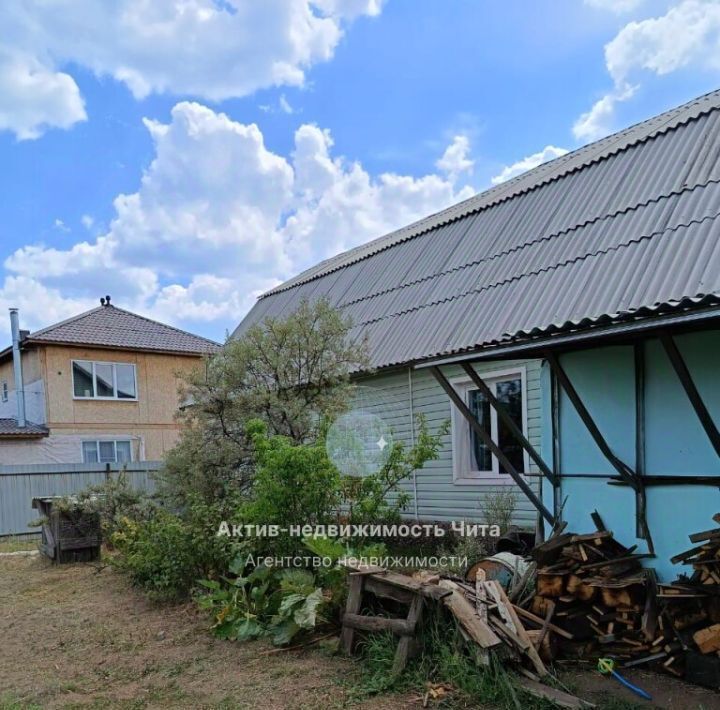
[414,304,720,369]
[0,339,219,359]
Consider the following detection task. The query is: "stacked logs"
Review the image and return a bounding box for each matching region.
[530,530,658,664]
[655,513,720,687]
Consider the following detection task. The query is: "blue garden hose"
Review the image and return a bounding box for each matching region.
[598,658,652,701]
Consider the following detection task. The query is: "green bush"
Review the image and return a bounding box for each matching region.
[241,420,341,556]
[197,554,329,646]
[112,499,236,601]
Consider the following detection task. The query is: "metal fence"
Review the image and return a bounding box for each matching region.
[0,462,161,536]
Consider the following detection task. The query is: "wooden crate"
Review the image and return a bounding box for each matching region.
[32,497,101,563]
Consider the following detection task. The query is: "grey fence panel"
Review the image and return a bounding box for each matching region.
[0,462,162,536]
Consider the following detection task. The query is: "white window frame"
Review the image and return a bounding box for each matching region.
[1,381,7,403]
[81,439,134,464]
[450,365,529,485]
[71,360,138,401]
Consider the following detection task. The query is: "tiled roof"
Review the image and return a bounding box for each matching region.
[235,89,720,369]
[0,419,48,438]
[8,305,221,356]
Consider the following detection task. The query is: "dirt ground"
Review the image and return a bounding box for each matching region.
[0,555,414,710]
[1,554,720,710]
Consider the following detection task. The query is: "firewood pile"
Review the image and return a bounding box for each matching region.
[341,561,594,708]
[529,529,658,667]
[340,515,720,699]
[654,513,720,687]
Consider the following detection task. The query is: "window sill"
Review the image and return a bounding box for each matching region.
[453,476,526,487]
[73,396,138,402]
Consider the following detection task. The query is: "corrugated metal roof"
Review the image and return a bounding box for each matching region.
[235,89,720,369]
[1,305,221,358]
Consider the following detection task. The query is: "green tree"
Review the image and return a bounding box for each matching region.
[158,298,369,507]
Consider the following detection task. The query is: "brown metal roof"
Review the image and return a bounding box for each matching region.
[235,89,720,369]
[2,305,221,358]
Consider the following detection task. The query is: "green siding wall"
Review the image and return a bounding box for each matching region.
[353,359,543,530]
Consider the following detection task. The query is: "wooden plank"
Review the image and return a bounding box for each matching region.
[487,580,547,677]
[438,580,502,649]
[670,544,711,564]
[342,614,414,636]
[536,600,556,649]
[340,575,364,655]
[513,605,574,641]
[689,527,720,544]
[392,594,424,676]
[364,577,415,605]
[515,676,594,709]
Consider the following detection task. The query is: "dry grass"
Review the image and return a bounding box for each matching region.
[0,535,39,554]
[0,555,413,709]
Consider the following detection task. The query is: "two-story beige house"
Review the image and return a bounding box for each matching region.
[0,298,220,464]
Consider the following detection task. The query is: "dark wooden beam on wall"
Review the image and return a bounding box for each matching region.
[660,332,720,458]
[543,350,654,552]
[429,366,556,525]
[460,362,558,486]
[633,342,652,552]
[550,367,563,523]
[543,351,636,487]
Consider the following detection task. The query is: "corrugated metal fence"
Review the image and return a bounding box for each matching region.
[0,462,161,536]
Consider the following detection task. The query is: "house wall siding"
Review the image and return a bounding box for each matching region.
[353,358,543,529]
[540,328,720,581]
[1,345,204,462]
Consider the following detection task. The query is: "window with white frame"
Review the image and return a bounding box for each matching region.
[451,368,527,483]
[1,381,7,402]
[72,360,137,400]
[82,439,133,464]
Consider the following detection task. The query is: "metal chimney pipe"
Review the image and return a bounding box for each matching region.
[9,308,26,428]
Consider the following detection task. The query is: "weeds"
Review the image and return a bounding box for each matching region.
[352,608,566,709]
[479,488,519,534]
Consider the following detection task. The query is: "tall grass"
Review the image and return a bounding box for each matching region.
[352,608,562,709]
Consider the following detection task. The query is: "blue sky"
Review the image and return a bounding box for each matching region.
[1,0,718,343]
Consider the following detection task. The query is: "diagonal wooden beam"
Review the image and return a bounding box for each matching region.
[543,350,637,489]
[544,350,654,551]
[660,333,720,458]
[460,362,558,486]
[430,366,555,525]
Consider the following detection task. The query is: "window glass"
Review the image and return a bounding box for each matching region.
[95,363,114,397]
[496,377,524,473]
[82,441,98,463]
[116,441,132,463]
[468,389,492,472]
[73,361,94,397]
[116,364,136,399]
[98,441,116,463]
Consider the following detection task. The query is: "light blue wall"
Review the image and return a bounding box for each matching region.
[541,329,720,581]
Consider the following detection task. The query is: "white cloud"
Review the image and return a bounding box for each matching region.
[435,135,474,179]
[575,0,720,141]
[584,0,645,13]
[279,95,295,114]
[0,0,384,139]
[490,145,569,185]
[53,218,69,232]
[573,83,637,142]
[80,215,94,230]
[1,102,474,333]
[0,49,86,140]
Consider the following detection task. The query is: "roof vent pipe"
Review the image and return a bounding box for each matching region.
[9,308,26,428]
